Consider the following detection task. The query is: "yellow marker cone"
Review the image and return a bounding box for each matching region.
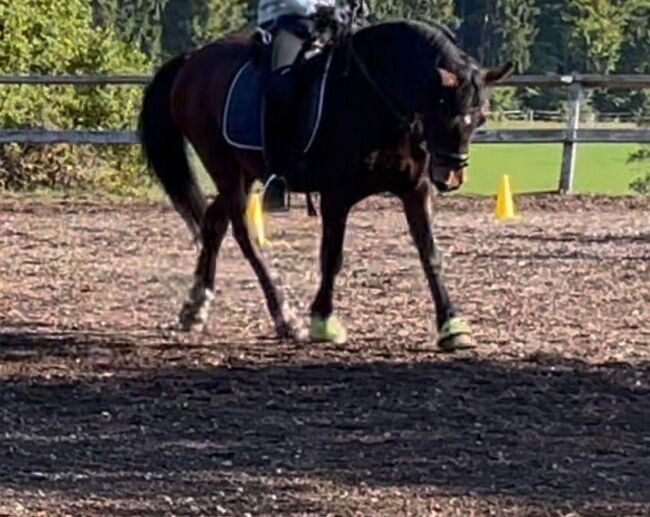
[495,174,517,221]
[246,191,267,247]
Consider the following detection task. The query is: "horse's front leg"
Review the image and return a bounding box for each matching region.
[309,196,350,344]
[401,180,472,350]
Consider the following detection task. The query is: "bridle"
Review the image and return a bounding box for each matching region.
[432,150,470,170]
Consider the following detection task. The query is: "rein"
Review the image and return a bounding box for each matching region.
[347,39,409,127]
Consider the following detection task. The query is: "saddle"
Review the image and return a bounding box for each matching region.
[222,50,334,155]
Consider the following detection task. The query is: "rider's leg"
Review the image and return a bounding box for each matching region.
[263,20,310,209]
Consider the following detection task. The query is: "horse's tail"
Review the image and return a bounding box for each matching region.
[138,54,206,240]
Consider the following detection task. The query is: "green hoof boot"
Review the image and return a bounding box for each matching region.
[310,315,347,344]
[438,317,473,351]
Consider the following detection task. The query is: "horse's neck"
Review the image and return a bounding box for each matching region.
[349,31,433,119]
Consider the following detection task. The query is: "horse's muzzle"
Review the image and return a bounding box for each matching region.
[432,167,467,193]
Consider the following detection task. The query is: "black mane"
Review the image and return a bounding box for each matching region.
[352,21,483,115]
[390,20,470,69]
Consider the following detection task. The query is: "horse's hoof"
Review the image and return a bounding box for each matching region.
[178,287,214,332]
[310,315,347,344]
[275,321,297,340]
[437,317,473,351]
[179,305,206,332]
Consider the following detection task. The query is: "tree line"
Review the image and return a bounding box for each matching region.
[89,0,650,113]
[5,0,647,112]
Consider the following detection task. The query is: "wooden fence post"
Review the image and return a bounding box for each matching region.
[559,81,583,193]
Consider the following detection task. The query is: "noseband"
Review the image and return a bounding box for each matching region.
[433,151,470,169]
[419,141,470,170]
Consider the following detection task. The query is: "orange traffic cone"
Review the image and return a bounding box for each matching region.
[246,189,268,247]
[495,175,517,221]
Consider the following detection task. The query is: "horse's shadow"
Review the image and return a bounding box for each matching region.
[0,330,648,513]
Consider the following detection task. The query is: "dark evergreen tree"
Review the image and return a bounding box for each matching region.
[456,0,537,71]
[369,0,457,26]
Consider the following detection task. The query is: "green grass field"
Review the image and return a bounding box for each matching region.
[124,137,650,200]
[190,143,646,197]
[169,140,649,200]
[464,143,646,196]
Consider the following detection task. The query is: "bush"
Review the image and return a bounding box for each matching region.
[0,0,149,193]
[627,146,650,195]
[489,86,520,114]
[629,172,650,195]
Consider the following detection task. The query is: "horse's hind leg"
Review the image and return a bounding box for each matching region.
[178,129,298,337]
[180,195,229,330]
[177,131,232,331]
[229,176,300,339]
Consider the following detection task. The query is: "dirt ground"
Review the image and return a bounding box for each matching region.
[0,194,648,516]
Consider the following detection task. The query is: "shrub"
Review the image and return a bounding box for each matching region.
[629,172,650,195]
[0,0,149,193]
[628,148,650,195]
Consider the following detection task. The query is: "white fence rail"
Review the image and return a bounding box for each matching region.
[2,73,650,192]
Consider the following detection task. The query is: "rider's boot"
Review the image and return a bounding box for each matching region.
[263,70,303,210]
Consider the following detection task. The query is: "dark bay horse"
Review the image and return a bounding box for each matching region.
[139,20,512,349]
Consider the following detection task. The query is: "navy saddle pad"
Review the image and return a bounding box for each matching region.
[223,52,333,153]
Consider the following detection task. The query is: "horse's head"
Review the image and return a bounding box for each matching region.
[423,62,513,193]
[355,21,513,192]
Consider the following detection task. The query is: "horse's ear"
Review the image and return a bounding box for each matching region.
[483,62,514,85]
[438,68,459,88]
